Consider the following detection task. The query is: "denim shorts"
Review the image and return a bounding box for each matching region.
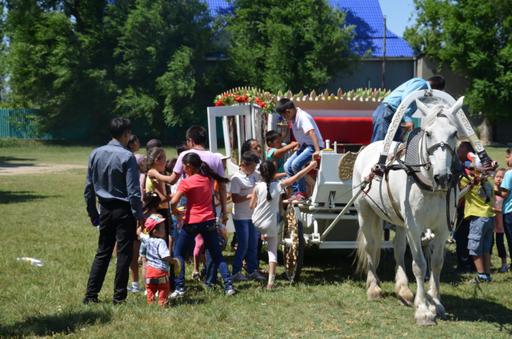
[467,217,494,256]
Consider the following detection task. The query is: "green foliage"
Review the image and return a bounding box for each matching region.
[5,0,115,138]
[2,0,358,140]
[226,0,354,93]
[3,0,215,141]
[157,47,196,127]
[404,0,512,119]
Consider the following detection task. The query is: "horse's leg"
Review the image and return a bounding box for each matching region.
[406,226,437,326]
[394,226,414,306]
[427,228,448,318]
[356,199,384,300]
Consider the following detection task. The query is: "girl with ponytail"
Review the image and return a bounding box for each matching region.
[169,152,234,297]
[249,159,317,289]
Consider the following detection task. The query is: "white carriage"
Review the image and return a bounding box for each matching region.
[207,90,392,282]
[207,86,491,284]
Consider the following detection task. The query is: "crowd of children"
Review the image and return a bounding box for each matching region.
[125,100,323,306]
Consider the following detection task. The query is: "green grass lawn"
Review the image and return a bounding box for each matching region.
[0,142,511,338]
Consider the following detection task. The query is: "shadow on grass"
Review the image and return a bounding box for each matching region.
[297,248,512,333]
[0,156,36,168]
[444,294,512,335]
[297,247,468,286]
[297,248,388,285]
[0,309,112,337]
[0,190,51,204]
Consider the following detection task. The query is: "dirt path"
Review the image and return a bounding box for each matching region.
[0,163,86,176]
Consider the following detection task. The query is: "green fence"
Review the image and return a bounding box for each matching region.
[0,109,39,139]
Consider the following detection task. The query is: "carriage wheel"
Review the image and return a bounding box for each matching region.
[282,204,304,283]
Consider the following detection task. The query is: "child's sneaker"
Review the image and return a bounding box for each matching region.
[231,272,248,282]
[225,287,236,296]
[499,264,508,273]
[128,282,141,293]
[472,274,491,284]
[192,271,201,280]
[169,289,185,299]
[248,270,266,281]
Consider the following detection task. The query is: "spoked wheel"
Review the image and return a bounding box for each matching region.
[281,204,305,283]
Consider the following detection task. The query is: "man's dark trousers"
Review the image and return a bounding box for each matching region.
[85,201,136,303]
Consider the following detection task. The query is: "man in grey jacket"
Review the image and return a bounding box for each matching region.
[83,117,144,304]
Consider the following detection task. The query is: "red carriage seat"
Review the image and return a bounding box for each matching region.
[313,117,373,145]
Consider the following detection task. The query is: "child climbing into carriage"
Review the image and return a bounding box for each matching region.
[275,98,324,199]
[265,130,298,175]
[250,159,317,289]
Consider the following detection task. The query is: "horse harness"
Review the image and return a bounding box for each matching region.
[380,127,458,231]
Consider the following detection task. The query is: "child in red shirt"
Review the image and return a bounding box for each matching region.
[169,152,235,298]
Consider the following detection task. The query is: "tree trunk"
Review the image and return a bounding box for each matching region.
[477,117,493,145]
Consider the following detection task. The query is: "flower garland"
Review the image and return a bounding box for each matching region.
[213,88,276,113]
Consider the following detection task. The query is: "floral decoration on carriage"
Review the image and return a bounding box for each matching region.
[213,87,276,114]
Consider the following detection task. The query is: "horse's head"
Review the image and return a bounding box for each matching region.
[416,97,463,191]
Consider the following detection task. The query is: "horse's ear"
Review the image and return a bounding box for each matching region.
[449,96,464,116]
[415,99,430,117]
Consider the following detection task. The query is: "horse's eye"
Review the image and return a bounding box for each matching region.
[425,131,431,137]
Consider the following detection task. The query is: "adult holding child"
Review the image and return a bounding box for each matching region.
[83,117,144,304]
[148,126,229,288]
[148,126,228,225]
[276,98,323,199]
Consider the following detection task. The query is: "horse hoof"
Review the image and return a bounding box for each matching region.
[367,286,383,300]
[415,305,437,326]
[397,287,414,306]
[416,317,437,326]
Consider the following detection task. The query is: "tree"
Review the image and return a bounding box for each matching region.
[5,0,116,138]
[113,0,213,138]
[4,0,220,141]
[404,0,512,120]
[225,0,354,93]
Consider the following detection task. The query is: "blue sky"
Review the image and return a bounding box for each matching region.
[379,0,416,37]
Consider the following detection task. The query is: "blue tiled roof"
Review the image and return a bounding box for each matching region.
[330,0,414,58]
[203,0,414,58]
[206,0,233,16]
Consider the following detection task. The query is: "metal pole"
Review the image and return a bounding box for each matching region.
[320,181,368,241]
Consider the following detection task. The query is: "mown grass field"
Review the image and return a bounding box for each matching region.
[0,142,511,338]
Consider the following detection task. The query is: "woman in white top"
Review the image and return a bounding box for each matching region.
[250,159,317,289]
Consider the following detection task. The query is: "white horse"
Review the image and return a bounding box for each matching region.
[352,97,463,325]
